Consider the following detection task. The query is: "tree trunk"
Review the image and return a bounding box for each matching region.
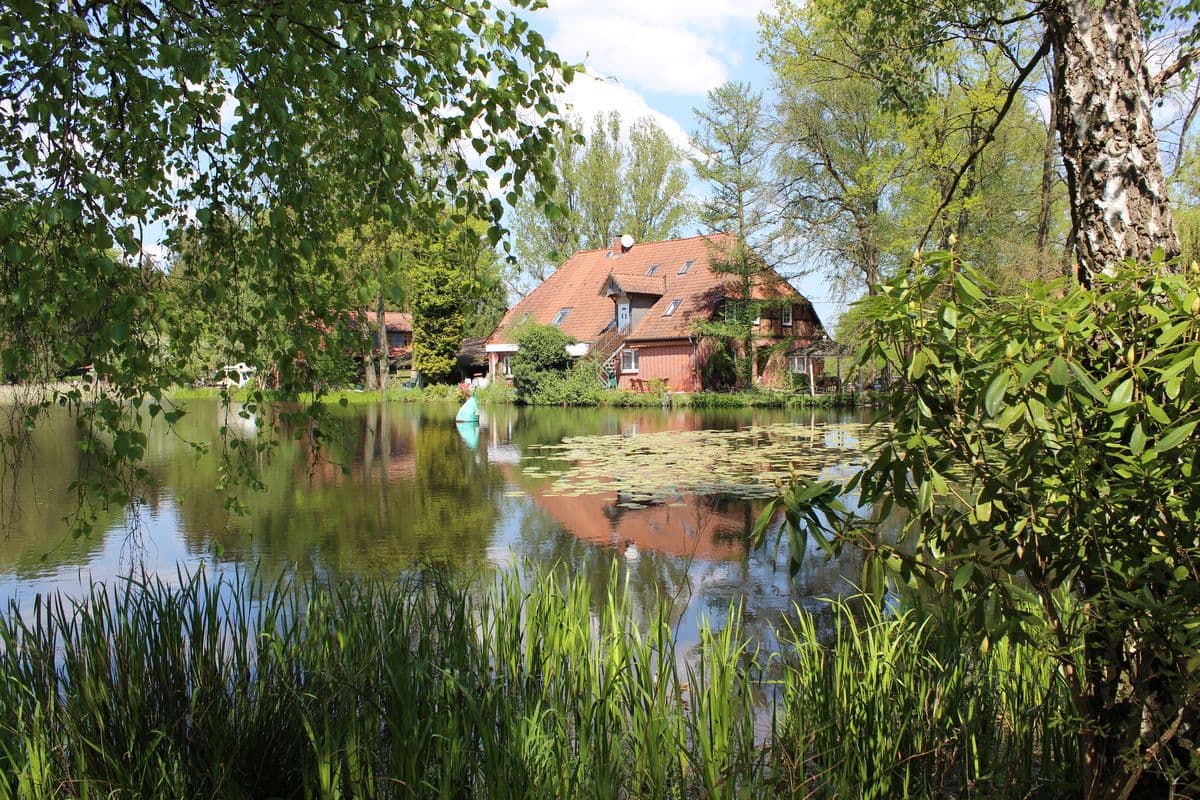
[376,291,388,393]
[1046,0,1179,286]
[1036,85,1059,276]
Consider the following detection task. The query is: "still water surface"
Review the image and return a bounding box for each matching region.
[1,401,878,645]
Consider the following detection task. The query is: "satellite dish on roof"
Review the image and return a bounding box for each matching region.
[620,234,635,250]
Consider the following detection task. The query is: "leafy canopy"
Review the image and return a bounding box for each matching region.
[0,0,572,533]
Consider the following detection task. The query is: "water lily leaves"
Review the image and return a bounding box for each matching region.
[520,423,885,501]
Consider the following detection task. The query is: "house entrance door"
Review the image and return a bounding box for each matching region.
[617,302,630,331]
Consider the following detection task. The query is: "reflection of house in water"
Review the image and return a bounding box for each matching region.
[498,461,746,561]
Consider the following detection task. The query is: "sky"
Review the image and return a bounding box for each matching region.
[523,0,849,331]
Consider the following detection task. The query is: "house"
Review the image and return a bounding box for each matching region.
[486,234,826,391]
[349,311,413,372]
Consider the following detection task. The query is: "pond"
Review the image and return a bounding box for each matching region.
[0,400,883,647]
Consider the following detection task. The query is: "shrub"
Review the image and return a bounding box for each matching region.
[473,381,516,405]
[509,324,575,402]
[767,252,1200,796]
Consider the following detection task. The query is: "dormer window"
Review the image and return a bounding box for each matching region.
[552,307,570,326]
[678,259,693,275]
[663,298,681,316]
[646,264,659,276]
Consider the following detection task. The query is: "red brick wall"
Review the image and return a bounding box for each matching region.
[617,342,695,391]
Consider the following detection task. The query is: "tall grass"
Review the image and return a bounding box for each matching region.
[0,568,1078,799]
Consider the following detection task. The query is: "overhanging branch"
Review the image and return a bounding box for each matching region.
[916,32,1053,252]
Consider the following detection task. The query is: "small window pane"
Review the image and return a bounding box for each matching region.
[552,307,570,326]
[621,349,638,371]
[782,307,793,326]
[678,260,693,275]
[646,264,659,276]
[663,298,681,316]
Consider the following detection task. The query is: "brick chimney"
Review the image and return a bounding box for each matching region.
[610,234,634,256]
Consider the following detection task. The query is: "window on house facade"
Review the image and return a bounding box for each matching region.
[502,355,513,376]
[782,306,793,327]
[663,298,681,316]
[621,349,639,372]
[679,259,693,275]
[551,307,570,326]
[752,305,761,325]
[646,264,659,276]
[387,331,407,347]
[789,355,809,374]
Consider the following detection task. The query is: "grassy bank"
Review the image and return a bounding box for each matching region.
[166,384,868,410]
[0,568,1077,799]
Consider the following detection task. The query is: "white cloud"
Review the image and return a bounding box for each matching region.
[559,73,694,149]
[544,0,773,96]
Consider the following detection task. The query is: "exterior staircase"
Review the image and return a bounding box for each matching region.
[591,324,628,387]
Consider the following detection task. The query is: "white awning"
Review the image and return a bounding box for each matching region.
[485,343,519,353]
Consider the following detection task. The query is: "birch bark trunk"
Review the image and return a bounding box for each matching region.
[1046,0,1180,286]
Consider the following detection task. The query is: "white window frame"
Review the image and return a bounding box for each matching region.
[678,259,693,275]
[501,355,513,376]
[663,298,681,316]
[646,264,659,276]
[789,355,809,374]
[620,349,639,373]
[551,307,570,326]
[782,306,793,327]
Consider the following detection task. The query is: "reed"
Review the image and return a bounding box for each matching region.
[0,568,1077,799]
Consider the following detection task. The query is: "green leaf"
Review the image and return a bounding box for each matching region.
[1110,377,1134,407]
[1157,320,1190,348]
[1130,422,1147,456]
[954,272,984,304]
[984,370,1009,417]
[917,479,933,513]
[1049,356,1069,386]
[1154,420,1197,454]
[952,562,974,592]
[1019,356,1050,387]
[908,348,928,380]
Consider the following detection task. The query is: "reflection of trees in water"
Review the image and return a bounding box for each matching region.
[0,408,119,576]
[161,401,504,580]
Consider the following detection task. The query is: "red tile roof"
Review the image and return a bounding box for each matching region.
[349,311,412,333]
[607,273,667,296]
[489,234,812,345]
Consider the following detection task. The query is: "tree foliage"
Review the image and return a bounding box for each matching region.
[764,253,1200,798]
[508,323,599,404]
[762,1,1064,298]
[407,219,498,383]
[785,0,1182,285]
[508,112,693,295]
[0,0,572,533]
[691,83,798,389]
